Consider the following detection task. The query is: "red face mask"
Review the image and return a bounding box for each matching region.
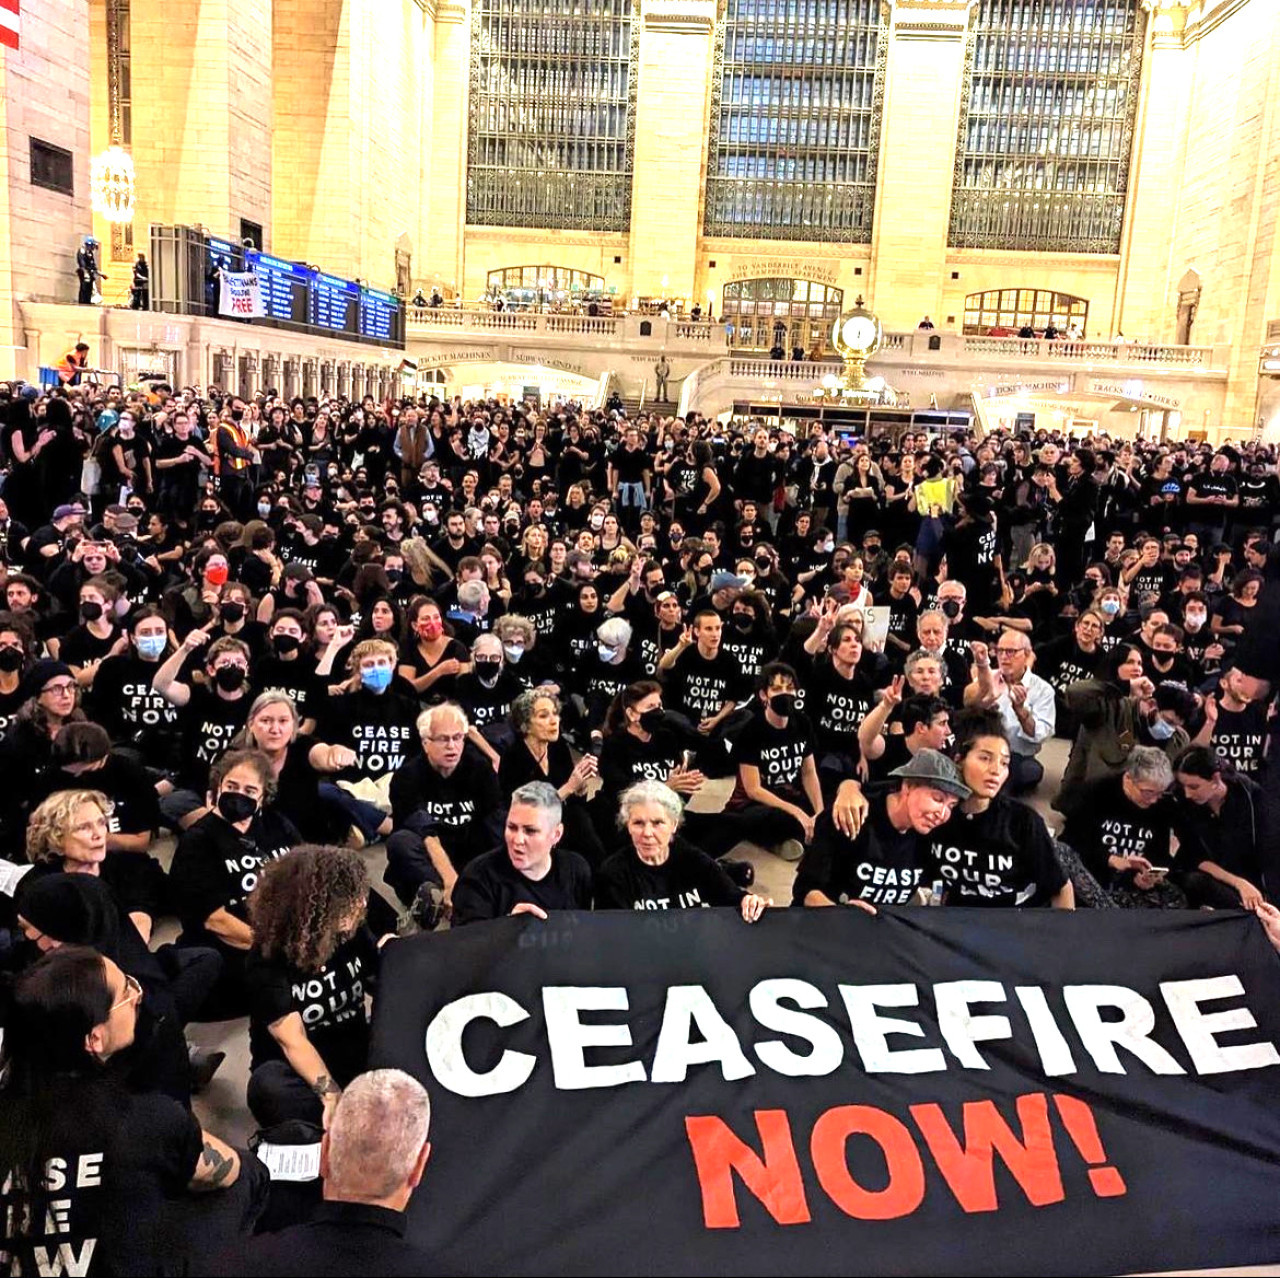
[417,621,443,641]
[205,563,229,587]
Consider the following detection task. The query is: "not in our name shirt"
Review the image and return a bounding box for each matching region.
[1061,773,1175,887]
[728,709,814,806]
[663,645,746,722]
[793,804,929,907]
[177,685,253,790]
[247,926,379,1084]
[1209,698,1269,776]
[595,838,745,912]
[930,795,1066,907]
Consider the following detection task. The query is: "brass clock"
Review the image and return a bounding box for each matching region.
[830,296,881,391]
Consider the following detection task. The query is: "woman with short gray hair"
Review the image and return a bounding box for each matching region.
[596,780,771,922]
[1061,744,1186,909]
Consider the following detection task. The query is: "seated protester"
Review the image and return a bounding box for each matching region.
[1055,648,1197,814]
[493,612,551,689]
[551,579,606,674]
[0,948,260,1278]
[796,606,883,791]
[251,608,320,733]
[0,661,87,847]
[452,782,594,925]
[154,629,257,830]
[168,749,299,1019]
[0,611,37,737]
[1145,621,1199,687]
[211,1070,434,1278]
[657,608,750,776]
[793,749,969,910]
[29,723,160,857]
[935,579,981,657]
[882,563,921,661]
[901,647,948,701]
[511,560,561,645]
[749,543,793,621]
[720,663,823,863]
[932,711,1073,908]
[89,607,182,772]
[56,575,125,690]
[1178,590,1225,677]
[631,586,686,677]
[1061,746,1185,909]
[397,596,469,702]
[444,578,490,648]
[914,610,971,706]
[1093,583,1130,652]
[315,638,423,799]
[385,703,504,913]
[499,689,606,867]
[1036,609,1107,737]
[245,847,380,1129]
[858,683,952,783]
[597,681,707,832]
[719,588,778,690]
[963,631,1055,795]
[1123,536,1177,610]
[1173,746,1269,910]
[454,631,524,766]
[595,780,769,921]
[22,789,164,944]
[1192,665,1270,778]
[605,556,672,628]
[573,616,643,741]
[11,874,212,1104]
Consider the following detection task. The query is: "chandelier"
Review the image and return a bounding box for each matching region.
[90,145,135,223]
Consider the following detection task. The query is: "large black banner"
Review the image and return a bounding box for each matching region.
[369,909,1280,1275]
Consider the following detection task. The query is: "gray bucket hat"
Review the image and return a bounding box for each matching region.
[889,748,972,801]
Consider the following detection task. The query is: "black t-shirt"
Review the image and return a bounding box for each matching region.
[1207,697,1269,776]
[1061,773,1176,886]
[177,686,253,790]
[317,687,421,780]
[609,445,650,484]
[1128,563,1175,604]
[29,754,160,838]
[251,653,321,721]
[1187,471,1237,514]
[247,927,379,1084]
[169,808,299,943]
[720,628,775,686]
[1036,635,1102,695]
[793,803,929,907]
[929,795,1066,907]
[0,681,27,739]
[0,1086,202,1278]
[799,658,878,756]
[663,645,747,722]
[60,625,122,670]
[452,847,594,924]
[90,654,180,759]
[388,748,504,868]
[453,668,522,731]
[598,724,692,805]
[728,709,814,804]
[595,838,744,911]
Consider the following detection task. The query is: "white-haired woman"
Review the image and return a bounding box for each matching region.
[595,781,770,922]
[570,615,642,743]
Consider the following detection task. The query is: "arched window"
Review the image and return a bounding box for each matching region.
[963,289,1089,337]
[486,266,608,310]
[722,278,843,353]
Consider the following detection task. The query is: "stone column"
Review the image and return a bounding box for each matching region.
[628,1,716,301]
[423,1,469,294]
[868,0,977,329]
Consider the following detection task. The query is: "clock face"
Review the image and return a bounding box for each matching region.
[841,316,878,350]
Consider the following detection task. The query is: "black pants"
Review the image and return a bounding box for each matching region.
[247,1059,324,1129]
[1006,752,1044,796]
[219,469,253,522]
[1179,870,1251,910]
[156,1146,268,1275]
[154,944,223,1025]
[695,801,807,859]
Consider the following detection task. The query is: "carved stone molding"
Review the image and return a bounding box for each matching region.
[642,0,715,31]
[891,0,977,37]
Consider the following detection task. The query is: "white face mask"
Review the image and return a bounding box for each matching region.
[1148,716,1175,741]
[503,643,525,664]
[1184,611,1207,630]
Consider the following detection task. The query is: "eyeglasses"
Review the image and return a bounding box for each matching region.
[110,973,143,1013]
[427,733,465,745]
[993,647,1027,658]
[42,682,77,696]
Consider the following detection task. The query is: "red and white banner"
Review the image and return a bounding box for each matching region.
[0,0,19,52]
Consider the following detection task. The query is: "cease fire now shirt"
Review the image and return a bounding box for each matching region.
[793,804,929,907]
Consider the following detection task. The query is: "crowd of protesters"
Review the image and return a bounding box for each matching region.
[1,371,1280,1273]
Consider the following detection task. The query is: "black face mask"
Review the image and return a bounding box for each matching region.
[80,600,105,623]
[214,665,247,692]
[732,612,754,632]
[474,660,502,686]
[638,707,666,733]
[219,602,246,624]
[217,791,258,823]
[941,599,962,620]
[272,634,301,655]
[386,569,403,583]
[0,646,23,672]
[770,693,798,718]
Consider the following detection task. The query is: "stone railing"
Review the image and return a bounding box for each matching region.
[727,358,845,380]
[673,322,720,342]
[407,307,540,332]
[962,336,1216,366]
[543,314,623,337]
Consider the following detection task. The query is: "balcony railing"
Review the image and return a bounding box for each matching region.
[962,336,1216,366]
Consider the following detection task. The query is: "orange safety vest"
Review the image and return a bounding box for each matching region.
[215,420,251,474]
[57,349,88,384]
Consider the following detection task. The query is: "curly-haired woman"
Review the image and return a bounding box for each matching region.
[244,845,382,1128]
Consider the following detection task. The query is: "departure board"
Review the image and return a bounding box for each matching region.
[359,288,402,344]
[310,274,361,337]
[246,251,309,326]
